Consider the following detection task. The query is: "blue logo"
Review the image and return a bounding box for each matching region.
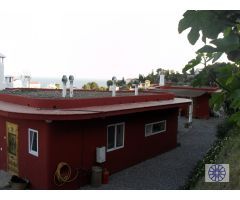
[208,164,226,182]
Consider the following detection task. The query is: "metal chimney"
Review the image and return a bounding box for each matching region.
[133,80,139,96]
[112,76,117,97]
[69,75,74,98]
[62,75,68,98]
[0,53,6,90]
[159,71,165,86]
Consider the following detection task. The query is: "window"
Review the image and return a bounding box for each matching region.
[107,123,125,152]
[28,129,38,157]
[145,121,166,137]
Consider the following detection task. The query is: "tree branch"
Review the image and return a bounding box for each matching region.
[207,69,231,92]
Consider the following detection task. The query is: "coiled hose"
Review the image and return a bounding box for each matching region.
[54,162,79,186]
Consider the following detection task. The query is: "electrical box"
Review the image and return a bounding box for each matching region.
[96,146,106,163]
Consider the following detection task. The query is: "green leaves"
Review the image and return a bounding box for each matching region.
[179,11,240,127]
[212,52,223,63]
[210,92,225,111]
[210,33,240,53]
[178,11,228,45]
[230,112,240,126]
[188,28,200,45]
[229,89,240,110]
[197,45,217,54]
[179,11,240,62]
[197,33,240,60]
[182,55,201,73]
[178,11,196,34]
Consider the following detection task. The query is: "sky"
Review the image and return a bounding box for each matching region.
[0,0,230,80]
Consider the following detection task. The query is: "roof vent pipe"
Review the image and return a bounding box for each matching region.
[133,80,139,96]
[62,75,68,98]
[0,53,6,90]
[69,75,74,98]
[134,84,139,96]
[112,76,117,97]
[159,71,165,86]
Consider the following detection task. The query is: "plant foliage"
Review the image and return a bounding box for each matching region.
[179,10,240,126]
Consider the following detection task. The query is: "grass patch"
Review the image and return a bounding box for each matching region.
[184,127,240,189]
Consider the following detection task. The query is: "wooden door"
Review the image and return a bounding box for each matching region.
[6,122,19,175]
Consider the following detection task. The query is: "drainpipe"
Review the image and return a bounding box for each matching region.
[69,75,74,98]
[188,98,193,124]
[62,75,68,98]
[112,76,117,97]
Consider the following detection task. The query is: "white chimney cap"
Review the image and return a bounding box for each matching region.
[0,53,6,58]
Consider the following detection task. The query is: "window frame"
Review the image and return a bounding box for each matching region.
[107,122,125,152]
[145,120,166,137]
[28,128,39,157]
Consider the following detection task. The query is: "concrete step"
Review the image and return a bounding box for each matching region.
[0,170,11,189]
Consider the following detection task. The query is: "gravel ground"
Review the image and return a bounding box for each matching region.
[0,117,221,190]
[83,117,221,190]
[0,171,11,189]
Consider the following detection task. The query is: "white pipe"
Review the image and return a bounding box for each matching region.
[134,84,138,96]
[0,60,4,90]
[112,82,116,97]
[62,75,68,98]
[62,83,67,98]
[69,75,74,98]
[159,74,165,86]
[70,82,73,98]
[188,99,193,124]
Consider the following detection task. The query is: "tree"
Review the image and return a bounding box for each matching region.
[179,10,240,125]
[116,77,126,87]
[138,74,145,83]
[82,82,99,90]
[106,80,113,87]
[82,84,90,90]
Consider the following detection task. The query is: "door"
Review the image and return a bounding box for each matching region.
[6,122,19,175]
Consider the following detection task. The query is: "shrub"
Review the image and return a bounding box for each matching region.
[216,120,234,139]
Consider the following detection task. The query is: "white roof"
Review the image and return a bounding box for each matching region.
[0,53,6,58]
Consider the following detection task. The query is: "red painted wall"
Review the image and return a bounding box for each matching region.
[179,94,211,119]
[0,117,50,189]
[0,108,179,189]
[45,108,178,189]
[193,94,211,119]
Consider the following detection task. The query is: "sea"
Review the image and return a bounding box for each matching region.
[31,77,107,88]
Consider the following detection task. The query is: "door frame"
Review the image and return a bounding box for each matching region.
[6,121,19,175]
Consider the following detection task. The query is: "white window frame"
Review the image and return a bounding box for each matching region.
[107,122,125,152]
[145,120,166,137]
[28,128,39,157]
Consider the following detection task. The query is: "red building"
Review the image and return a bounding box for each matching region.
[150,86,219,119]
[0,89,190,189]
